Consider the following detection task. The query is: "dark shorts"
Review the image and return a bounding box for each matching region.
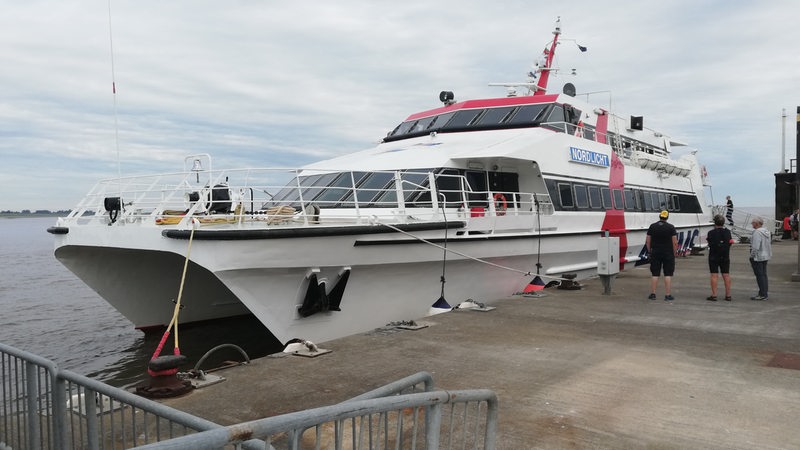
[650,252,675,277]
[708,257,730,274]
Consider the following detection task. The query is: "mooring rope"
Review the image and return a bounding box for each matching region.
[149,219,198,368]
[370,216,568,281]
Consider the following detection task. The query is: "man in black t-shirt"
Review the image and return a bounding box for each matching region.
[646,210,678,301]
[706,214,733,301]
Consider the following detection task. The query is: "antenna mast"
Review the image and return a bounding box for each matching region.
[534,17,562,96]
[107,0,122,187]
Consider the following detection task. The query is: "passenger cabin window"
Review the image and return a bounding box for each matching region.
[340,172,394,206]
[373,171,430,206]
[540,178,703,215]
[642,190,652,211]
[313,172,368,206]
[588,186,602,209]
[574,185,589,208]
[435,169,464,206]
[465,170,488,207]
[601,188,612,209]
[623,189,636,211]
[657,193,667,211]
[612,189,623,210]
[558,183,574,208]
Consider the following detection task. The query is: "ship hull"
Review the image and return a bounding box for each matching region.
[52,215,709,345]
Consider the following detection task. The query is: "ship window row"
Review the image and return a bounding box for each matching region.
[545,179,702,214]
[384,103,566,142]
[264,168,520,210]
[384,100,670,161]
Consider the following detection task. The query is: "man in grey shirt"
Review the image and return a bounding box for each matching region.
[749,217,772,301]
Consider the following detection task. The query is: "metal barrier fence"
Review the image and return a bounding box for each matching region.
[135,389,498,450]
[1,342,221,449]
[2,343,497,449]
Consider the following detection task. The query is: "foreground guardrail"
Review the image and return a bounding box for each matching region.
[2,342,498,449]
[135,389,498,450]
[1,342,223,449]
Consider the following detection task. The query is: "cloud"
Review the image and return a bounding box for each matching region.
[1,1,798,211]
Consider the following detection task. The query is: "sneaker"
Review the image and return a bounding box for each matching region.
[750,295,768,301]
[706,296,717,301]
[724,296,732,301]
[648,293,656,300]
[664,295,675,301]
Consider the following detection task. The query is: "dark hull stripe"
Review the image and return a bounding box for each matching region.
[161,221,466,240]
[354,225,702,246]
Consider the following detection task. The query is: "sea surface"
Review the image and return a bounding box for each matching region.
[0,217,280,388]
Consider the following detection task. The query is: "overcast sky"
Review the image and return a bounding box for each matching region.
[1,1,798,212]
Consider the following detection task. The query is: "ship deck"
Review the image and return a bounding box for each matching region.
[161,240,800,449]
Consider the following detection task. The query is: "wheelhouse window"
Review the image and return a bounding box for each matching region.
[384,103,554,142]
[428,112,455,129]
[476,106,517,126]
[545,104,565,124]
[409,116,436,133]
[441,109,484,130]
[389,121,416,137]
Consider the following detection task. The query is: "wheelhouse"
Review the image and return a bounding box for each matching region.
[383,96,585,143]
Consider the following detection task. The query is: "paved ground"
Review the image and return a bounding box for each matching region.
[162,240,800,449]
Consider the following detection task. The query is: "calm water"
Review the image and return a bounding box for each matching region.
[0,217,280,388]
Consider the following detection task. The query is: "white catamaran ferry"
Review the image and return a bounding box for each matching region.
[49,18,713,345]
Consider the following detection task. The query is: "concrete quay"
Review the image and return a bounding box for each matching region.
[162,240,800,449]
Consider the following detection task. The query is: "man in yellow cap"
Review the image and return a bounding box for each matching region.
[646,210,679,301]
